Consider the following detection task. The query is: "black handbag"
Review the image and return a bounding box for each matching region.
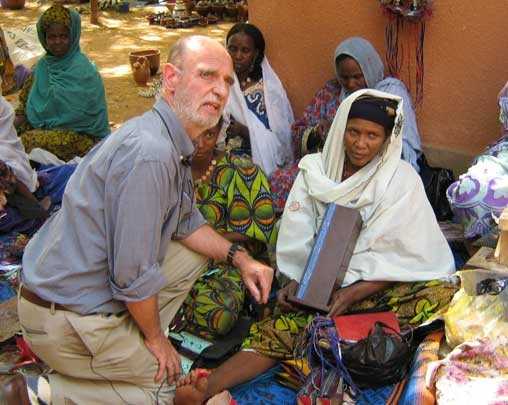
[341,322,412,388]
[418,154,455,221]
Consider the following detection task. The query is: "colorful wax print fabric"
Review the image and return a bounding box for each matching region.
[242,280,456,359]
[173,153,277,339]
[195,153,277,246]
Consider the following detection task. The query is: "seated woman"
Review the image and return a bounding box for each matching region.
[171,118,277,340]
[224,23,294,176]
[447,81,508,241]
[0,27,31,96]
[204,90,455,397]
[1,94,75,239]
[14,4,109,162]
[270,36,422,212]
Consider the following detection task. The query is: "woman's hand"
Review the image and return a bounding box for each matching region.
[315,118,332,142]
[328,285,358,317]
[328,281,394,317]
[277,280,299,312]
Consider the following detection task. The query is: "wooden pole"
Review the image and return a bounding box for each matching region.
[495,207,508,265]
[90,0,99,25]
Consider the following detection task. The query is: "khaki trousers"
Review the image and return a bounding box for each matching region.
[18,241,207,405]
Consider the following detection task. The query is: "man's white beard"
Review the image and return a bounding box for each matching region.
[172,90,221,130]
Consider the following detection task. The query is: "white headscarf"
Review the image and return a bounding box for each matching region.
[0,95,37,192]
[277,89,454,286]
[225,57,294,176]
[334,37,422,171]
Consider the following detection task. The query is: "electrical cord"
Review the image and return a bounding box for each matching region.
[89,355,176,405]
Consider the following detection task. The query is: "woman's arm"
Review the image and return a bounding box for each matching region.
[14,74,33,130]
[291,80,341,159]
[328,280,393,317]
[15,179,38,203]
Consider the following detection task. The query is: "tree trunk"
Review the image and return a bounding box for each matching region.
[90,0,99,25]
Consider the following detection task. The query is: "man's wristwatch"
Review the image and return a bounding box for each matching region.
[226,243,246,265]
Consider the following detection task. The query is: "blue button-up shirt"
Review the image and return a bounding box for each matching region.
[22,99,206,315]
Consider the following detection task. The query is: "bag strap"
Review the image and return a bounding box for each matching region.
[370,321,411,346]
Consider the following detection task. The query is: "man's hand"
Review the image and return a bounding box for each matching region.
[276,280,299,313]
[234,251,273,304]
[180,226,273,303]
[144,332,182,385]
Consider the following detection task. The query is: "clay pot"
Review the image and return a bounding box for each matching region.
[0,0,25,9]
[211,2,225,19]
[129,49,160,76]
[223,3,238,20]
[131,56,150,86]
[206,13,218,24]
[195,0,209,17]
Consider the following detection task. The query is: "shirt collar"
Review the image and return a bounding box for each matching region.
[153,98,195,161]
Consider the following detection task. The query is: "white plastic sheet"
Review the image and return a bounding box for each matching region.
[4,25,44,67]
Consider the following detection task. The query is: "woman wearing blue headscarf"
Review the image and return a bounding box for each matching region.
[15,4,109,161]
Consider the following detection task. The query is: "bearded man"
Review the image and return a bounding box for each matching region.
[5,35,273,405]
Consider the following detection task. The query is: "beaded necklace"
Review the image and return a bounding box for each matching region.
[194,157,218,189]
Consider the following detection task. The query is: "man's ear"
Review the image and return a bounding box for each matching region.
[162,63,180,91]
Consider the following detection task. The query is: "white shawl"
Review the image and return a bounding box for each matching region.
[225,57,294,176]
[277,89,454,286]
[0,95,37,192]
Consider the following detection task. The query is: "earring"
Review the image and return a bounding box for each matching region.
[248,52,258,75]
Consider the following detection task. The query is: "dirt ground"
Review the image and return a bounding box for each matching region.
[0,1,233,126]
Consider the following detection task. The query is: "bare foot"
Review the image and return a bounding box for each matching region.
[174,369,209,405]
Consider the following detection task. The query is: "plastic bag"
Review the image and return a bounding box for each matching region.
[444,269,508,348]
[3,25,44,68]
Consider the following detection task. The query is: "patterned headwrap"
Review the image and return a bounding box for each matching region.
[40,4,71,32]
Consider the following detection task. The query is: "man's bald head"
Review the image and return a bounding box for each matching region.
[161,35,234,140]
[168,35,230,69]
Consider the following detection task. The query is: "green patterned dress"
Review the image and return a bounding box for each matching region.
[172,153,277,340]
[242,280,458,359]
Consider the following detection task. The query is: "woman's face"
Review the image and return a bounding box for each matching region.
[227,32,257,76]
[45,23,70,57]
[194,122,221,160]
[337,56,367,95]
[343,118,387,168]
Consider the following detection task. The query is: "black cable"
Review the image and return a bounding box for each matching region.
[88,356,136,405]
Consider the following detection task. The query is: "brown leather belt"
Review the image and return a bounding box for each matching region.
[20,286,68,311]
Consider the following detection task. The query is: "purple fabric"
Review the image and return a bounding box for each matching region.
[447,136,508,239]
[13,64,31,90]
